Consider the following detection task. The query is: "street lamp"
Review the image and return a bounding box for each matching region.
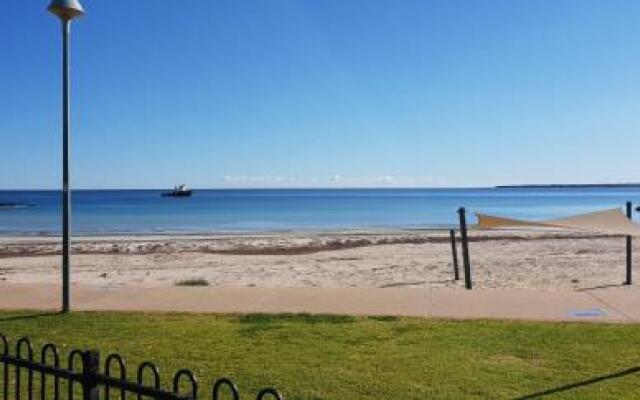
[48,0,85,313]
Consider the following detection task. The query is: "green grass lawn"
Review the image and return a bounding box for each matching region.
[1,312,640,399]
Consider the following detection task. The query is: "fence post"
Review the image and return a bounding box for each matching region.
[626,201,633,285]
[82,351,100,400]
[449,229,460,281]
[458,207,473,290]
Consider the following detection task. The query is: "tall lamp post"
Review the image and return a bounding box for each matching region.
[48,0,85,313]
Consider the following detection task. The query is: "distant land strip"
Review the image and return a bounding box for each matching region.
[496,183,640,189]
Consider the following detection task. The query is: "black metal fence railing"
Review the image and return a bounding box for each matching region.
[0,335,283,400]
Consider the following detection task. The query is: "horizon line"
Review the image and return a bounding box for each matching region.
[0,186,486,191]
[3,183,640,191]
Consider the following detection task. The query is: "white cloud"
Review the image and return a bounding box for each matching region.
[219,174,450,188]
[377,175,396,184]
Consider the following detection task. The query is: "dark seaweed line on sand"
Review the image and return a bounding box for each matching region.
[0,233,622,258]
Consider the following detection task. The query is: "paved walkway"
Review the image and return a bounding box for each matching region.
[0,284,638,323]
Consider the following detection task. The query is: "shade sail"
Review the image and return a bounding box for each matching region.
[475,208,640,236]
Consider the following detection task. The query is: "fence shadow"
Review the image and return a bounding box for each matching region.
[0,311,63,322]
[513,366,640,399]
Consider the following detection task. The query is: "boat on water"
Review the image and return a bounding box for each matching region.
[161,184,192,197]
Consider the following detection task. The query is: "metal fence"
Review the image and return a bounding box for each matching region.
[0,335,283,400]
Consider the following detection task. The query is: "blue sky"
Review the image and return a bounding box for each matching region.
[2,0,640,189]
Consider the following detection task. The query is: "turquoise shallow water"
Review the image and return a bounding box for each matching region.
[1,188,639,235]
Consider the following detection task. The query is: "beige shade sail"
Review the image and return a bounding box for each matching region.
[475,208,640,236]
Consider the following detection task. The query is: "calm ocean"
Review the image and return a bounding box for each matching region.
[1,188,640,235]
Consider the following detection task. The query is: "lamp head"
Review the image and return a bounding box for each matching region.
[48,0,85,21]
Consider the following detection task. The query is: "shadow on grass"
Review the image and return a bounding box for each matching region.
[577,283,628,292]
[0,312,64,322]
[368,315,400,322]
[238,313,358,338]
[513,366,640,399]
[239,313,358,325]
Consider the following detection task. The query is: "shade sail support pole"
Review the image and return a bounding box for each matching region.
[450,229,460,281]
[458,207,472,290]
[626,201,633,285]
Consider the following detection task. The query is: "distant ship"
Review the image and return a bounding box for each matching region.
[161,184,192,197]
[0,202,34,210]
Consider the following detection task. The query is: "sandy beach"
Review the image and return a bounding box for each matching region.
[0,229,633,290]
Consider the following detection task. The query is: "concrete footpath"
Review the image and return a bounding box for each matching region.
[0,284,638,323]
